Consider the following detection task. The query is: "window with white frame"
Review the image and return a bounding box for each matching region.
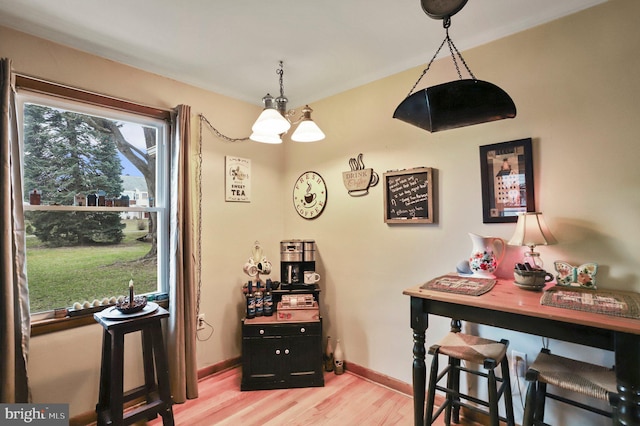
[16,90,170,318]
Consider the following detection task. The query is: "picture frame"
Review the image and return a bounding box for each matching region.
[225,156,251,202]
[479,138,535,223]
[383,167,434,224]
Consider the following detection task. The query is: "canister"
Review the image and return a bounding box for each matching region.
[303,239,316,261]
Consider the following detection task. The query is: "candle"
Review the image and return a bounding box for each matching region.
[129,279,134,305]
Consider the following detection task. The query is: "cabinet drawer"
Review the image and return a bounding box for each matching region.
[243,321,321,338]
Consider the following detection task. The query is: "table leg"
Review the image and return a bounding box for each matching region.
[614,332,640,425]
[411,297,429,426]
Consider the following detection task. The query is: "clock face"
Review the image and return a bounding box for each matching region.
[293,171,327,219]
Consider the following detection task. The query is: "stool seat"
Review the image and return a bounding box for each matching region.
[94,305,175,426]
[436,332,508,365]
[523,348,618,425]
[528,350,616,400]
[426,329,515,426]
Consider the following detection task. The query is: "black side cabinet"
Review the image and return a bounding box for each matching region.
[241,317,324,391]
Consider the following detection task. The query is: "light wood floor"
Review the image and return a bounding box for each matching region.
[147,367,482,426]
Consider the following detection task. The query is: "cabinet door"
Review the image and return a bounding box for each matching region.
[285,334,323,385]
[242,335,281,388]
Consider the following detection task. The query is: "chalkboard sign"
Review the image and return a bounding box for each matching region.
[383,167,434,224]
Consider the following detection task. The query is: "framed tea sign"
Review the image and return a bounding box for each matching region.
[225,156,251,202]
[479,138,535,223]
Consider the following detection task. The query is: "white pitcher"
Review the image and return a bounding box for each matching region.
[468,233,506,278]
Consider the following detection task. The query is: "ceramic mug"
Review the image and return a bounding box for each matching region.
[304,271,321,284]
[243,261,258,277]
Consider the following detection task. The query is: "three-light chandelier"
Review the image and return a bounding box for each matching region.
[250,61,325,143]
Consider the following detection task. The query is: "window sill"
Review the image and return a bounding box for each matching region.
[30,299,169,337]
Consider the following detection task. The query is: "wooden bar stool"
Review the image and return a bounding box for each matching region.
[523,348,618,425]
[425,322,515,426]
[94,304,174,425]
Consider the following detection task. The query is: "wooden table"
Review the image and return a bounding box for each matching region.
[404,279,640,426]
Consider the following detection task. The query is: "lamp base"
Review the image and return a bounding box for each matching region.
[524,251,544,269]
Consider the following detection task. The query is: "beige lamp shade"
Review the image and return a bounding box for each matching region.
[508,212,557,248]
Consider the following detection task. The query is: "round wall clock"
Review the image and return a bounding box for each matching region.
[293,171,327,219]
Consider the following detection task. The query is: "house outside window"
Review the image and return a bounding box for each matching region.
[16,90,170,320]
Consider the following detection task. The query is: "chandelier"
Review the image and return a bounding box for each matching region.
[250,61,325,144]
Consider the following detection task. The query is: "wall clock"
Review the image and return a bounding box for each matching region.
[293,171,327,219]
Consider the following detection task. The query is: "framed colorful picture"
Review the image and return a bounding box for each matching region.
[479,138,535,223]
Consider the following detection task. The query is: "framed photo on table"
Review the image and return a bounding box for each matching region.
[479,138,534,223]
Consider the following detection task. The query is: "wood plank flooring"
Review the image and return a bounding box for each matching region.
[147,367,481,426]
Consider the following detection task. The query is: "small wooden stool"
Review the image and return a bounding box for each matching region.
[425,326,515,426]
[523,348,618,425]
[94,304,174,425]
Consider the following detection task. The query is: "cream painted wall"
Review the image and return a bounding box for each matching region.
[2,0,639,424]
[283,0,638,424]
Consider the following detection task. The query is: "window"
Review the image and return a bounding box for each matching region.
[16,87,170,320]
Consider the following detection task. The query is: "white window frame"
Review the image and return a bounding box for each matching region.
[16,90,170,321]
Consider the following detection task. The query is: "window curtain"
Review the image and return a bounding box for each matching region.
[167,104,199,402]
[0,58,31,403]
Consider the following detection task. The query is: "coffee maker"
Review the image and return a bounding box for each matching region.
[280,239,316,289]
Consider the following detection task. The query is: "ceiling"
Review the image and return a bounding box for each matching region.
[0,0,606,107]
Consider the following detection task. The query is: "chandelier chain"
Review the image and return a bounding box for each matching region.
[277,60,285,98]
[199,113,249,142]
[447,28,475,80]
[406,25,476,98]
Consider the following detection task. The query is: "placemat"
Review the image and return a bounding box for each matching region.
[421,275,496,296]
[540,287,640,319]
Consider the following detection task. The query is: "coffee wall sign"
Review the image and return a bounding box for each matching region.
[342,153,379,196]
[293,171,327,219]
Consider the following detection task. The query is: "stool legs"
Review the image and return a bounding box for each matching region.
[424,344,515,426]
[500,353,515,425]
[448,357,461,424]
[150,324,174,425]
[96,318,174,426]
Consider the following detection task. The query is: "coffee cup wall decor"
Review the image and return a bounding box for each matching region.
[342,153,379,196]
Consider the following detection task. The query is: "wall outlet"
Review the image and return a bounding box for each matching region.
[197,313,206,330]
[512,350,527,378]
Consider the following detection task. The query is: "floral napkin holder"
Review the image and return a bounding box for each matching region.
[554,261,598,289]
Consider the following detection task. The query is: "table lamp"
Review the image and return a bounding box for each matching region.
[508,212,557,269]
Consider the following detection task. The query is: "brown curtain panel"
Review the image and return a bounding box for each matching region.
[0,57,31,403]
[167,104,199,402]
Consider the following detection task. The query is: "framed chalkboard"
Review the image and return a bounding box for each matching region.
[383,167,434,224]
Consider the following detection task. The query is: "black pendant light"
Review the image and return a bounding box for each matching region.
[393,0,516,132]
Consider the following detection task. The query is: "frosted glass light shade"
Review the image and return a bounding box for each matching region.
[249,131,282,144]
[251,108,291,135]
[291,120,325,142]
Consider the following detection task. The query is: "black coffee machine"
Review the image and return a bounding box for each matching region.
[280,239,316,289]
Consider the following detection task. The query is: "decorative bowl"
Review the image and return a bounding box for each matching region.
[115,295,147,314]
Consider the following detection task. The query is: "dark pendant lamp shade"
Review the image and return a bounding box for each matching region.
[393,79,516,132]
